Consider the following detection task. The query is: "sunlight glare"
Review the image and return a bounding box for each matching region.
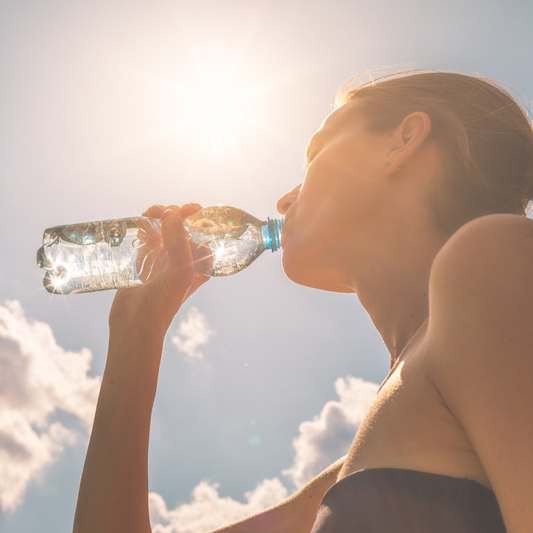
[213,241,227,260]
[166,43,261,158]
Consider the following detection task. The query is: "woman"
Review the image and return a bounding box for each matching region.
[73,71,533,532]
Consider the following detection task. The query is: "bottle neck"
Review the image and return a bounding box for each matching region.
[262,218,284,252]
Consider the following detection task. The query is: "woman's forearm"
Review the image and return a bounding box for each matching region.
[73,204,209,533]
[73,326,164,533]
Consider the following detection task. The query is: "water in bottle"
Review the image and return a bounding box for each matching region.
[36,205,284,295]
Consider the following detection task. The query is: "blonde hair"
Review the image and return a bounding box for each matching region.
[337,71,533,235]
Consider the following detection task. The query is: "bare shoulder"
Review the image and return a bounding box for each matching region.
[433,213,533,272]
[430,213,533,324]
[427,212,533,372]
[426,214,533,531]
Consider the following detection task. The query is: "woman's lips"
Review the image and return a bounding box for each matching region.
[280,217,291,248]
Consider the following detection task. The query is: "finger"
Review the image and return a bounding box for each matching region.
[161,214,195,287]
[142,204,167,218]
[161,205,182,220]
[181,203,203,220]
[191,242,214,273]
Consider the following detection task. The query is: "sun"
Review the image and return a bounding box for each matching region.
[164,44,262,157]
[185,78,253,156]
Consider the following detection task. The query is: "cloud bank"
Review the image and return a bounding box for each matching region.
[171,307,214,361]
[149,478,287,533]
[0,299,379,531]
[283,376,379,489]
[0,300,100,511]
[149,376,378,531]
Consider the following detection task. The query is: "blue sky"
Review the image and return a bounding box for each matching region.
[1,0,533,531]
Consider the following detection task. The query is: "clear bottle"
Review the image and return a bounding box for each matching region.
[36,205,284,295]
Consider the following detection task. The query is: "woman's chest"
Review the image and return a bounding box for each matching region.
[337,347,491,488]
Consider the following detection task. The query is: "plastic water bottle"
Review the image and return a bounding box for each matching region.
[36,205,284,295]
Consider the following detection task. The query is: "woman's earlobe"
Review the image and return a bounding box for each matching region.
[386,156,405,174]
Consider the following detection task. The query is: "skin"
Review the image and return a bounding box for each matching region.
[73,100,533,533]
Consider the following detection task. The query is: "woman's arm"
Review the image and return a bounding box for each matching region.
[210,456,346,533]
[427,214,533,533]
[73,322,165,533]
[73,203,209,533]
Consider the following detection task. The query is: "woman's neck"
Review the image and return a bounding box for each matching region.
[351,216,447,366]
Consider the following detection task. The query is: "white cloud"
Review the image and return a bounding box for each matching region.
[282,376,378,489]
[0,296,378,528]
[171,307,214,361]
[149,375,378,531]
[149,478,287,533]
[0,300,100,511]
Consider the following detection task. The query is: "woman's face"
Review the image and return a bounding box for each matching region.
[277,100,393,292]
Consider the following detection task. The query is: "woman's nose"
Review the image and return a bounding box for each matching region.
[276,183,302,215]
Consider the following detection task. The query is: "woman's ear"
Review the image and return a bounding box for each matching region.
[386,112,432,174]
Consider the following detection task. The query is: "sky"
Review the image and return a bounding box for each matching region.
[1,0,533,531]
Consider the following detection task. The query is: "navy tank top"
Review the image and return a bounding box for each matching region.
[310,468,506,533]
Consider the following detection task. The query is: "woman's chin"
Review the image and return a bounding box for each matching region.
[281,251,355,293]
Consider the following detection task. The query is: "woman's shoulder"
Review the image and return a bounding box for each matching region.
[426,212,533,378]
[430,213,533,310]
[435,213,533,267]
[426,212,533,397]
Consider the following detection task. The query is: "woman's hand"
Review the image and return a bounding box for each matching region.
[109,203,210,336]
